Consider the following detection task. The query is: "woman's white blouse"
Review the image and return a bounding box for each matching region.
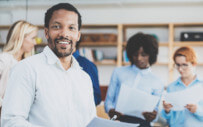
[0,52,17,107]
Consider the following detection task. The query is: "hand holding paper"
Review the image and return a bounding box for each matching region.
[87,117,140,127]
[108,109,123,120]
[115,84,160,119]
[164,84,203,111]
[142,110,157,122]
[163,100,173,113]
[185,104,197,113]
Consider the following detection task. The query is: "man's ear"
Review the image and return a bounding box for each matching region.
[44,27,49,39]
[77,31,81,42]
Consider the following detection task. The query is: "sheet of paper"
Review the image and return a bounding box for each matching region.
[115,84,160,119]
[164,84,203,111]
[87,117,139,127]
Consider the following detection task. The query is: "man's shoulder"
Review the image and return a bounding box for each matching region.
[17,53,45,68]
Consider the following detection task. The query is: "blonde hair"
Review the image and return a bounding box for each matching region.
[3,20,38,58]
[173,46,197,65]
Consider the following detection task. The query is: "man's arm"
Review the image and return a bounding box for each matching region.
[1,61,42,127]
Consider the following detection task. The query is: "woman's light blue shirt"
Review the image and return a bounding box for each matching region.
[161,77,203,127]
[104,65,164,114]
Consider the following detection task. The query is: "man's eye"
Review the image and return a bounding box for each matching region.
[52,25,60,29]
[70,26,76,30]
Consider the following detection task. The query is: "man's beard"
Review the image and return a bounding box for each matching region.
[48,37,73,58]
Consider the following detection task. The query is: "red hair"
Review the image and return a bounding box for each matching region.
[173,46,197,65]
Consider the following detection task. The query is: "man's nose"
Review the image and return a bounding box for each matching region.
[59,28,70,38]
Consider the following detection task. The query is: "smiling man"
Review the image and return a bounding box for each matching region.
[1,3,96,127]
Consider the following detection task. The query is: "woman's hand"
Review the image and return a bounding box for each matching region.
[142,110,157,122]
[108,108,123,120]
[163,101,173,113]
[185,104,197,113]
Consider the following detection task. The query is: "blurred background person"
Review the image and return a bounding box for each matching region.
[0,20,38,110]
[73,39,101,106]
[162,46,203,127]
[104,33,164,127]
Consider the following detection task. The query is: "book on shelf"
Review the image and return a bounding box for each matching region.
[98,59,116,64]
[123,50,129,63]
[81,33,117,43]
[79,48,104,62]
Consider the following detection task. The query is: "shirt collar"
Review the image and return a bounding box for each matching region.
[43,46,81,70]
[176,75,201,87]
[132,64,151,75]
[43,46,59,65]
[71,56,82,69]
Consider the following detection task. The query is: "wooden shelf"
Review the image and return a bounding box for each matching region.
[35,43,47,47]
[159,43,169,46]
[0,43,48,47]
[36,25,44,29]
[173,22,203,27]
[82,24,118,28]
[155,62,168,66]
[122,42,168,47]
[174,42,203,46]
[0,25,10,29]
[94,60,116,65]
[123,23,169,28]
[80,42,117,47]
[122,62,168,66]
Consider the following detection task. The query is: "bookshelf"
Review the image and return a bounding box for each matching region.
[1,23,203,85]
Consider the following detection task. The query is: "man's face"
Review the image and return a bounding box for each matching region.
[133,47,150,69]
[45,9,81,57]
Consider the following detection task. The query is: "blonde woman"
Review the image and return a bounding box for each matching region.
[0,20,38,108]
[161,46,203,127]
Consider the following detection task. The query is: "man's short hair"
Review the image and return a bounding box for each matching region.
[44,3,82,30]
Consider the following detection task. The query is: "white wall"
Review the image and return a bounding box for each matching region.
[1,1,203,25]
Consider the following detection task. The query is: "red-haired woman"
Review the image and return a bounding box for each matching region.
[161,46,203,127]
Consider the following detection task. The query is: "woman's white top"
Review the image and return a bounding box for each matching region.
[0,52,17,107]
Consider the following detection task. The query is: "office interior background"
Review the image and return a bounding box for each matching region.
[1,0,203,125]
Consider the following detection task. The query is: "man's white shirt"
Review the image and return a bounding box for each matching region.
[1,46,96,127]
